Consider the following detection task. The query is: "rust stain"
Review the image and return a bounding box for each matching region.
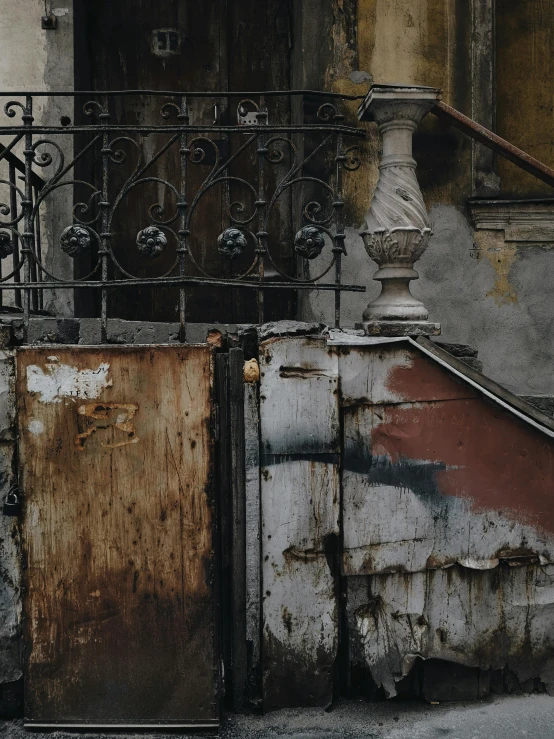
[370,397,554,534]
[75,402,139,451]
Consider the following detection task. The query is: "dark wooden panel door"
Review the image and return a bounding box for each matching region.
[74,0,294,324]
[17,346,217,727]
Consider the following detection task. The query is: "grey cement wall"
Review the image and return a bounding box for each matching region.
[303,205,554,396]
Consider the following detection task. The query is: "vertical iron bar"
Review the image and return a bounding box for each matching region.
[255,97,268,325]
[29,184,38,313]
[99,101,110,343]
[6,162,17,310]
[178,95,189,342]
[22,95,34,339]
[334,131,345,328]
[33,185,44,310]
[9,159,21,309]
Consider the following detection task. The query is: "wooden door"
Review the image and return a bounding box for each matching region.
[74,0,294,324]
[17,346,217,728]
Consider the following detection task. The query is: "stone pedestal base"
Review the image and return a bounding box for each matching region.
[358,320,441,337]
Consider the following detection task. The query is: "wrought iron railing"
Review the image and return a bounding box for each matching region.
[0,91,367,340]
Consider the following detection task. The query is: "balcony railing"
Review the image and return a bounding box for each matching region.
[0,91,367,340]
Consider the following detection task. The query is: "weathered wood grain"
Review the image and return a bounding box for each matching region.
[17,346,216,725]
[260,337,340,710]
[339,344,479,408]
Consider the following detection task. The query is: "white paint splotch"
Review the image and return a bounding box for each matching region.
[27,419,44,435]
[26,358,112,403]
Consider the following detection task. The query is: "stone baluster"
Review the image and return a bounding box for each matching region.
[358,85,441,336]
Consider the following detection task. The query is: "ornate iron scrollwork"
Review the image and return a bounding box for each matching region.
[217,228,248,259]
[0,89,366,339]
[136,226,167,258]
[294,226,325,260]
[60,225,92,257]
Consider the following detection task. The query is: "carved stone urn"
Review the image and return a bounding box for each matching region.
[358,85,441,335]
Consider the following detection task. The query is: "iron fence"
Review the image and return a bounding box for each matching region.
[0,91,367,340]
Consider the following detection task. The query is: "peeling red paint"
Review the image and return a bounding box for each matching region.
[386,349,479,403]
[370,397,554,534]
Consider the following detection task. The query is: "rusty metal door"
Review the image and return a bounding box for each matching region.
[16,346,217,729]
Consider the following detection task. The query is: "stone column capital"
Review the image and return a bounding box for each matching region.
[358,85,442,127]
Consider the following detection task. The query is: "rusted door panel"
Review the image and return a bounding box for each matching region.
[17,346,216,727]
[342,393,554,576]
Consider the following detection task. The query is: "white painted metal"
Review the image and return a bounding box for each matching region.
[244,380,261,683]
[259,337,340,707]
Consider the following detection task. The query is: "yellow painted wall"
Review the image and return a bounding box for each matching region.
[324,0,472,222]
[497,0,554,196]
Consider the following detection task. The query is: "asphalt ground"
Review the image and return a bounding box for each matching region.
[4,694,553,739]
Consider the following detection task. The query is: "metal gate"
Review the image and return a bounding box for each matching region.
[16,345,218,729]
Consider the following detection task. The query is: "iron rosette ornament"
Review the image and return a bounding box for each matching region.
[217,228,248,259]
[60,225,92,258]
[136,226,167,258]
[0,232,13,260]
[294,226,325,260]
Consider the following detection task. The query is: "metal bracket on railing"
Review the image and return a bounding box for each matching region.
[237,99,268,126]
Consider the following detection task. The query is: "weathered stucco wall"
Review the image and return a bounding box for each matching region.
[298,0,554,396]
[0,0,75,315]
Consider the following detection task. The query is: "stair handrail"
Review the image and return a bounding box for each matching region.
[431,100,554,190]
